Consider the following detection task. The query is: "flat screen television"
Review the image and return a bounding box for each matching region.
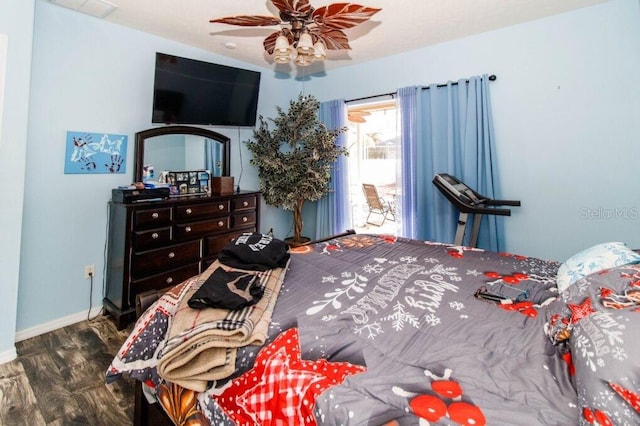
[152,53,261,127]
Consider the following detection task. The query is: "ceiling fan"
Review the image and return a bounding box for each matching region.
[210,0,381,67]
[348,110,371,123]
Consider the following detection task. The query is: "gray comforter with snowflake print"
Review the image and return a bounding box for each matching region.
[544,264,640,426]
[287,234,578,425]
[110,233,608,425]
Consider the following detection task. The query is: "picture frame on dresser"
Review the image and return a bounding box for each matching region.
[165,169,211,196]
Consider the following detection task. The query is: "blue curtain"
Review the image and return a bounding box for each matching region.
[397,74,503,250]
[397,87,419,239]
[204,138,221,176]
[316,99,350,239]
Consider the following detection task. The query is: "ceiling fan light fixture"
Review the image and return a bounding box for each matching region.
[296,32,314,55]
[294,53,313,67]
[274,53,292,64]
[274,34,291,55]
[312,41,326,60]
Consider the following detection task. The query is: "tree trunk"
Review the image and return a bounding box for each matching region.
[292,199,305,244]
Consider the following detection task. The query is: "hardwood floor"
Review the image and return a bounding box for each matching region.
[0,314,135,425]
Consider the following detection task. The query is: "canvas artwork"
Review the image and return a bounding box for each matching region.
[64,131,127,174]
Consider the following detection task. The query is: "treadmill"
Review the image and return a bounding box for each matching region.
[432,173,520,247]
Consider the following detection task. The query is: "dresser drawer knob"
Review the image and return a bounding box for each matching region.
[185,226,192,233]
[168,252,175,259]
[218,221,224,227]
[152,232,159,239]
[242,201,249,207]
[242,216,248,223]
[152,212,159,219]
[218,204,225,210]
[166,277,174,285]
[186,208,192,215]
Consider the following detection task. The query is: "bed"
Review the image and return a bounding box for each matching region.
[106,232,640,425]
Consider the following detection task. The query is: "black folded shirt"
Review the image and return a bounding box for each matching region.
[188,267,263,310]
[218,232,290,271]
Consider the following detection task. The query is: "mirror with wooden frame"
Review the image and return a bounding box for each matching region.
[133,125,230,183]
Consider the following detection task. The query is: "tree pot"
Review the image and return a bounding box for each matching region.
[284,236,311,248]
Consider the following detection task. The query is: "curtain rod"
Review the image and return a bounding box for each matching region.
[345,74,497,104]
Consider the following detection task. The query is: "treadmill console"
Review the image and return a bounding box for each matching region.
[434,174,485,207]
[432,173,521,247]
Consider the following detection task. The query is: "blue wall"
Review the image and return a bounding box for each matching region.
[304,0,640,261]
[1,0,639,354]
[0,0,34,362]
[15,1,297,335]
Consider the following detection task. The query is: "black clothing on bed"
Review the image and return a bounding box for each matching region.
[218,232,290,271]
[187,268,263,310]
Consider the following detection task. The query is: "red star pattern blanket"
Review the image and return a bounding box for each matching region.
[208,327,365,425]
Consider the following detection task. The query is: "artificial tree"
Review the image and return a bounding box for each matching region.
[246,94,348,245]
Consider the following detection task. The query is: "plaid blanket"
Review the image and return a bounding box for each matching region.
[157,260,288,392]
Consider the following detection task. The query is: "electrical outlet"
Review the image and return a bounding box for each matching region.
[84,264,95,279]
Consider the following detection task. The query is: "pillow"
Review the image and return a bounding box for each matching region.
[556,242,640,293]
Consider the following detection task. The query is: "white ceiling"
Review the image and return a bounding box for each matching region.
[52,0,609,73]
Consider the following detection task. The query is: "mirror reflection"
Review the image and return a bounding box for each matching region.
[134,126,230,183]
[143,134,225,178]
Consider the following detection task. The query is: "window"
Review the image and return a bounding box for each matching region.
[346,101,399,234]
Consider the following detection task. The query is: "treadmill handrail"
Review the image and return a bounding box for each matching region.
[483,199,521,207]
[469,205,512,216]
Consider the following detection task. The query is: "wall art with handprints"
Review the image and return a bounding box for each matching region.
[64,131,127,174]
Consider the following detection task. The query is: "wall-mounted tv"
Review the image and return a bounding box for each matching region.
[152,53,261,127]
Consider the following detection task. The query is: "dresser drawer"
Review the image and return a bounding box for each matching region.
[204,230,246,258]
[131,262,200,301]
[135,207,172,228]
[175,217,230,239]
[134,226,172,249]
[233,195,257,211]
[105,192,262,330]
[132,240,200,279]
[176,200,230,220]
[233,211,256,227]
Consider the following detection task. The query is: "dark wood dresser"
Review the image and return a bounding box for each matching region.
[104,191,261,329]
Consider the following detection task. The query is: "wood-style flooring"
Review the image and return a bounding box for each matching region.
[0,314,135,425]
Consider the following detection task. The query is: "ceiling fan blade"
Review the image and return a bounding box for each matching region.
[312,3,381,30]
[210,15,281,27]
[348,113,366,123]
[271,0,313,17]
[315,28,350,50]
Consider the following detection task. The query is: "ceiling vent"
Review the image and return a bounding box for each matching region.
[49,0,118,19]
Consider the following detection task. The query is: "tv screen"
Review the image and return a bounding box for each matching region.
[152,53,261,127]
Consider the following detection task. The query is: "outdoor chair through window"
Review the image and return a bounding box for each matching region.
[362,183,396,226]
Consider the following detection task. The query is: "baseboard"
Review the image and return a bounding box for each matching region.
[15,306,104,343]
[0,347,17,364]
